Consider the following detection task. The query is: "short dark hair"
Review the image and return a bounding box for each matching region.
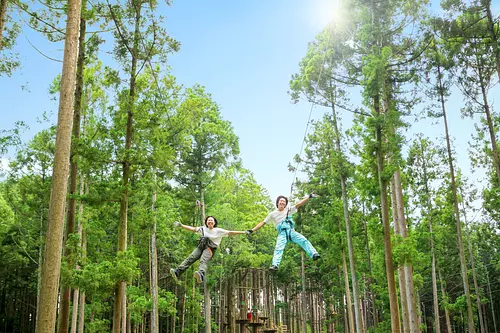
[205,216,218,228]
[276,195,288,208]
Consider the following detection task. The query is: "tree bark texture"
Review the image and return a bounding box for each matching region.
[35,0,82,330]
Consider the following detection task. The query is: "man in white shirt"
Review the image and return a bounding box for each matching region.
[170,216,246,283]
[247,194,320,271]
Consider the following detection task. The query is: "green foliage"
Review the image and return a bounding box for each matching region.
[2,0,500,331]
[0,0,21,76]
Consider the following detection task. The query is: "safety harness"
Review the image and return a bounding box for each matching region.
[197,227,217,257]
[276,207,295,242]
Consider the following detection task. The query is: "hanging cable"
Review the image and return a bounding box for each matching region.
[289,24,334,199]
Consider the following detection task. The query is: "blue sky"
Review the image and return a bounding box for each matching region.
[1,0,498,207]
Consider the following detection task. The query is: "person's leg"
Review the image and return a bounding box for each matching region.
[271,232,288,268]
[194,248,213,283]
[290,230,319,258]
[176,247,202,276]
[198,248,214,275]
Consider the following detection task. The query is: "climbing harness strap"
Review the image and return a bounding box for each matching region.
[197,227,217,255]
[277,213,295,242]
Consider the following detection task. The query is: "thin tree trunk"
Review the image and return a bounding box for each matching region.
[36,208,46,325]
[483,0,500,82]
[199,189,211,333]
[486,269,498,333]
[150,176,159,333]
[34,0,82,330]
[58,12,86,333]
[77,292,86,333]
[193,275,197,331]
[393,170,419,333]
[383,74,417,333]
[340,268,349,333]
[391,181,409,333]
[438,267,452,333]
[71,175,86,332]
[437,64,476,333]
[331,102,363,333]
[419,139,441,333]
[374,93,401,333]
[70,197,83,333]
[121,283,127,332]
[0,0,7,49]
[111,1,140,330]
[77,183,88,333]
[301,253,307,333]
[462,206,485,333]
[362,210,377,328]
[226,274,234,333]
[342,250,355,333]
[477,57,500,186]
[181,290,186,332]
[309,280,315,333]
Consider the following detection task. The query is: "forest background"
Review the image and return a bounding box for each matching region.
[1,0,500,332]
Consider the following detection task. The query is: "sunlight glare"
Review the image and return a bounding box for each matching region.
[309,0,343,29]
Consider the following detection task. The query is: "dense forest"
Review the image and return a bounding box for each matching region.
[0,0,499,332]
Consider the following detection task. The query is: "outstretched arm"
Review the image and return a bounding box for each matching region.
[174,221,197,233]
[295,193,319,209]
[227,230,247,236]
[247,221,265,234]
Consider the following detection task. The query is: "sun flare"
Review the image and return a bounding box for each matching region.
[310,0,344,29]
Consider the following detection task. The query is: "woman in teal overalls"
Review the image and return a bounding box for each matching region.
[247,194,320,270]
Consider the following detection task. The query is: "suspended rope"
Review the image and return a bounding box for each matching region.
[288,24,334,200]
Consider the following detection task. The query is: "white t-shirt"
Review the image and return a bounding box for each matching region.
[195,226,230,247]
[264,205,297,228]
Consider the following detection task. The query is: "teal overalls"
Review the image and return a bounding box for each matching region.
[272,214,318,267]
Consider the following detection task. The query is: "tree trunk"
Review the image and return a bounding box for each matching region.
[36,208,46,325]
[301,253,307,333]
[226,275,234,333]
[150,178,159,333]
[437,267,452,333]
[121,283,127,332]
[0,0,7,49]
[34,0,82,330]
[374,93,401,333]
[331,103,363,333]
[393,170,419,333]
[342,250,355,333]
[486,269,498,333]
[477,56,500,186]
[309,280,315,333]
[391,180,409,333]
[77,183,88,333]
[437,64,476,333]
[70,211,82,333]
[199,189,211,333]
[419,139,441,333]
[71,174,86,333]
[111,1,140,330]
[362,210,377,329]
[462,206,486,333]
[483,0,500,82]
[58,12,86,333]
[181,289,186,332]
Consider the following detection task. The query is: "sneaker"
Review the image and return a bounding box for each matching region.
[313,253,321,261]
[269,265,279,271]
[194,271,204,284]
[170,268,179,282]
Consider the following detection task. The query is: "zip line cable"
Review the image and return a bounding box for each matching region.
[288,24,334,199]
